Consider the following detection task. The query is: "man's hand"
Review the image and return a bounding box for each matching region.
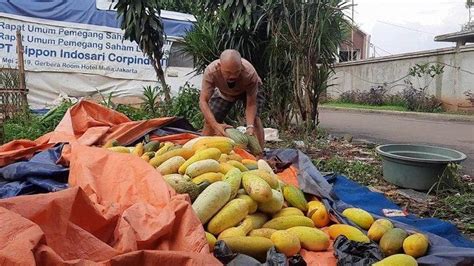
[246,126,255,136]
[212,123,232,136]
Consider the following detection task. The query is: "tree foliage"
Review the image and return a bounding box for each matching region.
[265,0,350,129]
[181,0,270,77]
[183,0,350,131]
[160,0,197,14]
[114,0,171,102]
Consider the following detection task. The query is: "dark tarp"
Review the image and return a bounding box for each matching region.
[0,145,68,198]
[329,175,474,249]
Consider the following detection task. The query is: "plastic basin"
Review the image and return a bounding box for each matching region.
[376,144,467,191]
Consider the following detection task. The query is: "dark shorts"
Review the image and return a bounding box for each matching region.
[209,90,265,123]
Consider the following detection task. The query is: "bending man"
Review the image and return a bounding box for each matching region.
[199,49,264,149]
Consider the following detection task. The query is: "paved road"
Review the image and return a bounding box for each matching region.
[319,109,474,175]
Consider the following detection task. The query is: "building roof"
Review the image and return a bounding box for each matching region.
[435,30,474,43]
[353,26,368,38]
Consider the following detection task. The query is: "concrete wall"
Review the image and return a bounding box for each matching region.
[329,45,474,110]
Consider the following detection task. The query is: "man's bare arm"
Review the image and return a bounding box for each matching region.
[199,87,217,126]
[199,79,230,136]
[245,86,258,135]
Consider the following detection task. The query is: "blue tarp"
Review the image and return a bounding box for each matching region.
[269,149,474,265]
[329,174,474,249]
[0,0,194,37]
[0,145,69,199]
[30,108,50,116]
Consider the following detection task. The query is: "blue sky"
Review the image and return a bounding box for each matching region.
[352,0,470,56]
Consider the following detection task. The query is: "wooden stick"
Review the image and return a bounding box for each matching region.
[16,30,27,107]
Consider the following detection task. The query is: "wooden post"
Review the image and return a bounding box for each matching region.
[0,122,4,144]
[16,30,27,109]
[16,30,25,91]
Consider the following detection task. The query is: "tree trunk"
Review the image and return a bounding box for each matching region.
[149,57,171,103]
[294,57,307,124]
[0,123,4,145]
[312,94,320,127]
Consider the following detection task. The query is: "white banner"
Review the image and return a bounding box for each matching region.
[0,16,167,81]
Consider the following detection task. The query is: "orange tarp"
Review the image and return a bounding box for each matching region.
[151,133,199,145]
[0,100,339,264]
[0,101,220,264]
[277,166,300,187]
[233,147,256,160]
[0,101,179,167]
[0,140,53,168]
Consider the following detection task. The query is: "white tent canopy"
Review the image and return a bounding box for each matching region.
[0,0,201,109]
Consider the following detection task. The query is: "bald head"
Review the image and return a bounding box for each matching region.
[219,49,243,86]
[220,49,242,65]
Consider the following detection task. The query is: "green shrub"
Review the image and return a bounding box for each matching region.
[3,114,44,142]
[169,83,204,129]
[40,101,74,130]
[385,92,406,107]
[3,101,73,142]
[338,90,360,104]
[359,86,387,106]
[3,82,244,142]
[115,104,151,121]
[141,86,161,117]
[402,85,443,112]
[334,63,445,112]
